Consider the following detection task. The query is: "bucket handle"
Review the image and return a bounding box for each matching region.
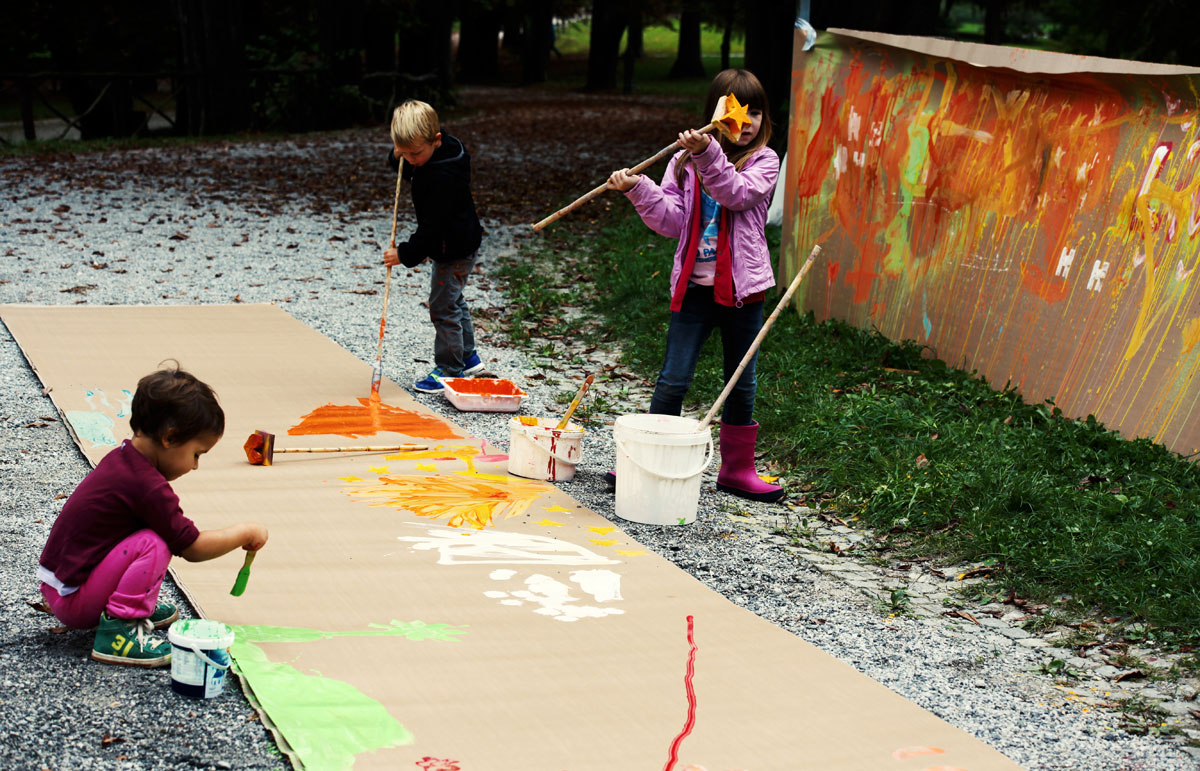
[615,433,713,481]
[518,425,580,465]
[184,644,231,671]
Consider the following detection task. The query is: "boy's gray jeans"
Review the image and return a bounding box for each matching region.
[429,251,476,375]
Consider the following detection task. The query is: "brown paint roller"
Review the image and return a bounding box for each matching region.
[242,430,428,466]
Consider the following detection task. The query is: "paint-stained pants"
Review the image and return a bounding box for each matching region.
[40,529,170,628]
[649,284,763,426]
[429,252,477,376]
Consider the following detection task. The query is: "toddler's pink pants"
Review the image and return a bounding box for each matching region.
[40,529,170,628]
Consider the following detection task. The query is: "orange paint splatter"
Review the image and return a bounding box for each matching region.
[288,397,461,440]
[344,473,549,529]
[893,747,945,761]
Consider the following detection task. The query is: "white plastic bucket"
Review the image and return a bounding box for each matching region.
[613,414,714,526]
[508,417,585,481]
[168,618,235,699]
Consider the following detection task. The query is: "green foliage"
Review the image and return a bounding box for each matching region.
[570,203,1200,639]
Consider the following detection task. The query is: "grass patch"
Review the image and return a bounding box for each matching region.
[538,202,1200,641]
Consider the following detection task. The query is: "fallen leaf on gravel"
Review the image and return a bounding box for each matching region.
[25,421,48,428]
[101,734,125,747]
[944,610,980,625]
[1113,670,1146,683]
[60,284,96,294]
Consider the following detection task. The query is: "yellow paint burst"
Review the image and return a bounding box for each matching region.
[368,465,389,473]
[416,462,437,471]
[538,519,564,527]
[344,473,550,529]
[544,505,571,513]
[338,475,363,482]
[616,550,646,557]
[590,539,617,547]
[587,526,615,535]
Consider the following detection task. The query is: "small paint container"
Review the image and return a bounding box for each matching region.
[441,378,526,412]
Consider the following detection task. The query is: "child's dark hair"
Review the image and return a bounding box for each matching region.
[675,68,773,187]
[129,362,224,445]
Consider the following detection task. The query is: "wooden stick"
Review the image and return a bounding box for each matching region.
[697,244,822,431]
[531,123,720,232]
[371,158,405,399]
[273,444,428,454]
[556,373,595,429]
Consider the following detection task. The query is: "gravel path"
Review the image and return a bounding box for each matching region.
[2,93,1195,770]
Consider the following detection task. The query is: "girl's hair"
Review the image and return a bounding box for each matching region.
[674,69,773,188]
[129,362,224,445]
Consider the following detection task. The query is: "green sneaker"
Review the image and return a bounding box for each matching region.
[91,613,171,668]
[149,602,178,630]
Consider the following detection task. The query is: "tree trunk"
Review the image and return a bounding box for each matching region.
[720,8,734,71]
[743,0,794,153]
[457,1,504,82]
[396,1,456,104]
[622,8,642,94]
[983,0,1009,45]
[173,0,249,136]
[585,0,627,92]
[317,0,365,87]
[521,0,554,84]
[669,4,705,78]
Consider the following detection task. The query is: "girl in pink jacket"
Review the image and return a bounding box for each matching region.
[607,69,784,503]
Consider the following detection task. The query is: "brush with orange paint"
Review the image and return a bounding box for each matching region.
[242,430,428,466]
[371,157,405,400]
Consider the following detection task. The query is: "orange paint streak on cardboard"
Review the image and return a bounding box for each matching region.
[288,397,461,440]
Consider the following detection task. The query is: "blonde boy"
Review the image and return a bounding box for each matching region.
[382,100,485,392]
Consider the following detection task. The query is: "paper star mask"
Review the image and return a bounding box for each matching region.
[714,93,752,140]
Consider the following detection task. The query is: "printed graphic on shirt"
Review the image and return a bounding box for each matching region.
[690,190,721,286]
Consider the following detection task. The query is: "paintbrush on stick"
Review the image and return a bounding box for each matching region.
[243,430,428,466]
[371,158,405,399]
[556,373,595,429]
[698,244,822,431]
[230,551,256,597]
[530,93,753,231]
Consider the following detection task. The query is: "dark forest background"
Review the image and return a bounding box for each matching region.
[3,0,1198,146]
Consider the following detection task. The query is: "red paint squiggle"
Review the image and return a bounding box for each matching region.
[662,615,698,771]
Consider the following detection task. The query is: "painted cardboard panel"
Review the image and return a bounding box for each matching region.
[3,304,1023,770]
[780,28,1200,457]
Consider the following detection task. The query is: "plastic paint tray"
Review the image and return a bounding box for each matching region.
[441,378,527,412]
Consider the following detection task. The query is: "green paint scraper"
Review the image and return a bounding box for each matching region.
[230,551,257,597]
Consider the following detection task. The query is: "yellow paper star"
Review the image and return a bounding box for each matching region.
[368,465,389,473]
[586,526,615,535]
[416,462,437,471]
[544,505,571,513]
[538,519,564,527]
[589,539,617,547]
[616,550,646,557]
[715,92,751,140]
[338,475,363,483]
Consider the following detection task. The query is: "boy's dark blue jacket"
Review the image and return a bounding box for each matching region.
[386,132,483,268]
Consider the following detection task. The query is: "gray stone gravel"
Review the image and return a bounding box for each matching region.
[2,130,1196,770]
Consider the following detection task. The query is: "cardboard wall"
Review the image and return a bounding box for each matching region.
[779,28,1200,455]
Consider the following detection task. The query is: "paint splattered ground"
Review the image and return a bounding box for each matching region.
[1,87,1195,770]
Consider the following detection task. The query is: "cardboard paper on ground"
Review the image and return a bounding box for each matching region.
[3,303,1024,770]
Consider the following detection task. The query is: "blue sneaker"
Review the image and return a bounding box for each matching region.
[463,350,485,376]
[414,367,447,393]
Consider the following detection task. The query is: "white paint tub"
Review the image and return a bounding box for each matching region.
[508,417,584,482]
[613,414,713,526]
[168,618,235,699]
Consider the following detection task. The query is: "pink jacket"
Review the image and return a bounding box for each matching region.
[625,139,780,306]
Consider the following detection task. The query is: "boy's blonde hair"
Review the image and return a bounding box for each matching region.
[390,100,440,146]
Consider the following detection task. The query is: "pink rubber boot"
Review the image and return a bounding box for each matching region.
[716,421,785,503]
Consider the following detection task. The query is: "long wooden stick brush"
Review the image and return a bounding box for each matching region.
[371,157,405,400]
[243,430,428,466]
[530,93,752,231]
[698,244,822,431]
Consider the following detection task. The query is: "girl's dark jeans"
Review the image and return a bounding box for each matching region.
[648,284,762,426]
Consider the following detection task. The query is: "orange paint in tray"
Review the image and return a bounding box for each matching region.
[441,378,526,412]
